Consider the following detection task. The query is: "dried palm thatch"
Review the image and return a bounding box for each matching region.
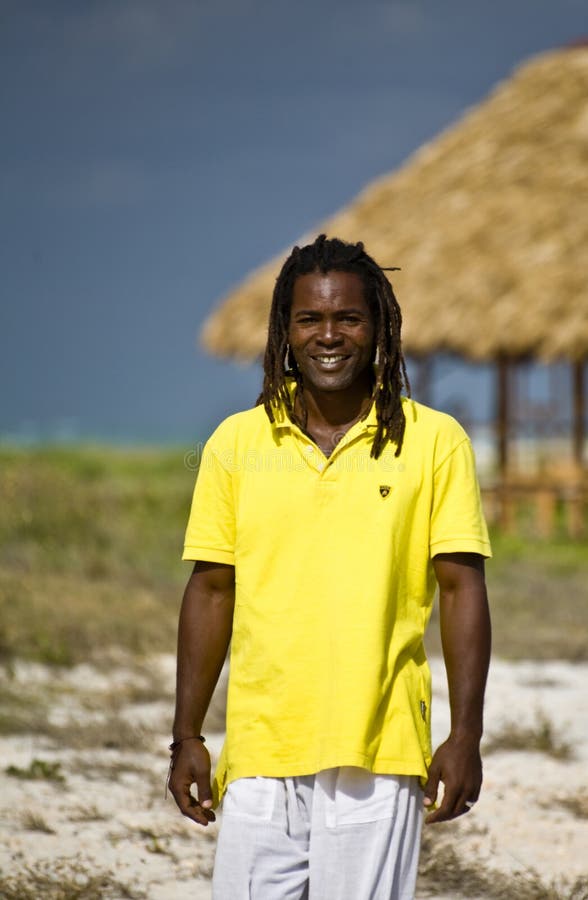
[201,46,588,364]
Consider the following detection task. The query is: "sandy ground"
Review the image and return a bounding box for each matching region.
[1,654,587,899]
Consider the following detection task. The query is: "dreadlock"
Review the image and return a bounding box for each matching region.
[257,234,411,458]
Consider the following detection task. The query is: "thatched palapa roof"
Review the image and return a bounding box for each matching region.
[201,46,588,364]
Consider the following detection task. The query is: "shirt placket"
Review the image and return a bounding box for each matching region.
[291,429,328,474]
[284,419,375,476]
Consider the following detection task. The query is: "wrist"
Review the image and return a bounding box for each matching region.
[448,726,483,743]
[169,735,206,751]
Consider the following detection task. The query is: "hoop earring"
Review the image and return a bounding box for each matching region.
[284,344,294,372]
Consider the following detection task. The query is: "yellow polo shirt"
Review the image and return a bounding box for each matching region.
[183,395,491,805]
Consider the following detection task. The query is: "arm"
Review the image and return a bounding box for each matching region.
[168,560,235,826]
[424,552,491,824]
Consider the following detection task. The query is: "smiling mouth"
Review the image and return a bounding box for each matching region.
[312,354,349,368]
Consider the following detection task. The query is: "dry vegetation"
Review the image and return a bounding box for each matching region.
[0,446,192,668]
[20,810,56,834]
[0,446,587,899]
[483,710,574,760]
[418,830,588,900]
[426,529,588,661]
[0,858,145,900]
[1,446,587,669]
[550,792,588,821]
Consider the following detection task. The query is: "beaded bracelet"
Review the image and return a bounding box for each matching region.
[169,735,206,752]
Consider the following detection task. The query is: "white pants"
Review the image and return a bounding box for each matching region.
[212,768,423,900]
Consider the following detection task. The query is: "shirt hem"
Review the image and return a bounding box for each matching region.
[213,754,430,806]
[429,538,492,558]
[182,546,235,565]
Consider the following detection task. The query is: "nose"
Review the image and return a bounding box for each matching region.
[316,318,343,347]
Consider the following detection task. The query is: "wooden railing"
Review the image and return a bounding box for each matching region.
[481,474,587,539]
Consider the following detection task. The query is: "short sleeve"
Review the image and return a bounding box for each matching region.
[182,440,236,565]
[429,438,492,559]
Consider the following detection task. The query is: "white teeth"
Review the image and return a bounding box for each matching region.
[315,355,346,365]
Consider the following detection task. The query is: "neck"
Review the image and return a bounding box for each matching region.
[295,375,373,432]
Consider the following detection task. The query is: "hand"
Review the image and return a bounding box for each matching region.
[168,738,216,826]
[423,733,482,824]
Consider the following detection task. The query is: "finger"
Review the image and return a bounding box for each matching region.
[468,784,481,804]
[170,778,215,826]
[187,792,216,826]
[427,786,471,824]
[194,771,214,810]
[425,782,459,824]
[423,767,440,808]
[180,793,216,826]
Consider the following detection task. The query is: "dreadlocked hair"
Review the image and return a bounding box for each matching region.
[256,233,411,458]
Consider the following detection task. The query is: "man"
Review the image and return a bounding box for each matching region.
[169,234,491,899]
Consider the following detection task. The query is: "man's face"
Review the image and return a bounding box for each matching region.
[288,270,376,395]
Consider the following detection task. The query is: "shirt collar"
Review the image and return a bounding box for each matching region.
[270,378,378,433]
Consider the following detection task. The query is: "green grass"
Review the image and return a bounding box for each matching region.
[486,530,588,661]
[1,446,587,666]
[6,758,65,782]
[0,445,195,666]
[426,528,588,661]
[0,445,192,581]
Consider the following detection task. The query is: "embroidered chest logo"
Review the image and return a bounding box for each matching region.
[379,485,391,498]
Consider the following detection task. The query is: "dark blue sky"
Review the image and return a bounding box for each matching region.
[1,0,585,443]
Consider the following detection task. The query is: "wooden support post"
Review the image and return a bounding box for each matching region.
[496,356,509,478]
[565,490,585,539]
[535,488,556,539]
[572,359,585,469]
